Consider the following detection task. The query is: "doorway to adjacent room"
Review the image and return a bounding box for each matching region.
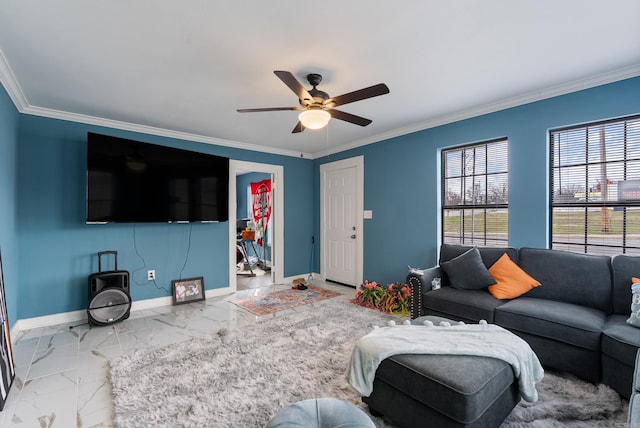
[229,161,284,292]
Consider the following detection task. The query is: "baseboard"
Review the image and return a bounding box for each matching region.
[282,272,318,284]
[11,285,235,333]
[205,286,234,300]
[12,309,88,334]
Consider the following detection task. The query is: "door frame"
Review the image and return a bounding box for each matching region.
[320,156,364,286]
[229,160,284,291]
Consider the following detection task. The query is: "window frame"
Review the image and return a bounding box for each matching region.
[441,138,509,247]
[550,114,640,255]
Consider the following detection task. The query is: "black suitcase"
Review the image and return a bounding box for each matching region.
[87,251,131,326]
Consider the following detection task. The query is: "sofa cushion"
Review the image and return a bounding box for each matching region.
[422,287,504,323]
[494,297,606,351]
[518,247,612,313]
[634,350,640,392]
[440,247,496,290]
[628,350,640,426]
[602,314,640,367]
[612,255,640,314]
[439,243,518,267]
[630,394,639,428]
[628,280,640,328]
[488,253,541,299]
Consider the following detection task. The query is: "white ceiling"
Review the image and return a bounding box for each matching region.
[1,1,639,158]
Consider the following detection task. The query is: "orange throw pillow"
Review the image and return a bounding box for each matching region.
[488,253,541,299]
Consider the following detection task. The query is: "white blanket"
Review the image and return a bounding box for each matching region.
[345,322,544,402]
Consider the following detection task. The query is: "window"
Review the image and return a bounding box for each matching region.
[442,139,509,246]
[551,114,640,255]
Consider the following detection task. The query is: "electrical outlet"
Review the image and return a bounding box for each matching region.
[147,270,155,281]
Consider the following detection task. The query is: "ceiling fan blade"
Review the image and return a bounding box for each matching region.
[329,109,373,127]
[292,121,305,133]
[326,83,390,108]
[237,107,303,113]
[274,71,314,103]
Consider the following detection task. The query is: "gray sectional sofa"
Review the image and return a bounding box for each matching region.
[407,244,640,399]
[631,350,639,427]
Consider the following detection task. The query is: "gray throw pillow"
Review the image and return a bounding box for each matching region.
[440,247,496,290]
[627,282,640,328]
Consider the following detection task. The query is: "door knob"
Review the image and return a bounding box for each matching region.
[351,234,356,239]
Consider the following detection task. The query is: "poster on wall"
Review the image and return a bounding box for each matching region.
[0,248,15,411]
[250,179,272,240]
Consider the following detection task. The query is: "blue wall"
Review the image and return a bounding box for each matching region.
[236,172,271,219]
[0,86,19,328]
[14,114,313,319]
[4,76,640,321]
[315,76,640,286]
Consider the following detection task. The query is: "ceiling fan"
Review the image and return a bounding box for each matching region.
[237,70,390,133]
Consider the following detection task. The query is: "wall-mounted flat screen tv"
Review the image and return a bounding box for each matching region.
[87,133,229,223]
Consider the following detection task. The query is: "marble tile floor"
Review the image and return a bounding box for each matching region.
[0,280,354,428]
[236,270,273,291]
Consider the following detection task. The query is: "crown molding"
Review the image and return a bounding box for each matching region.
[2,44,637,161]
[312,64,640,159]
[0,48,29,110]
[0,49,313,159]
[19,105,315,159]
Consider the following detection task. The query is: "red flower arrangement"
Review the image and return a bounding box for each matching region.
[351,280,411,317]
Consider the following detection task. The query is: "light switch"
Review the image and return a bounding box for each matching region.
[364,210,373,219]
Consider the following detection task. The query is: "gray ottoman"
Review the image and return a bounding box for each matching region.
[361,316,522,428]
[266,398,375,428]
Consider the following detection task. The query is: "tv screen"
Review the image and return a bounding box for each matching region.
[87,133,229,223]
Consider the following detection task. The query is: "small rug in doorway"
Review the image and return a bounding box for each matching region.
[231,285,341,315]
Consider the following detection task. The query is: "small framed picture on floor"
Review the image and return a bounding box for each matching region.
[172,277,205,305]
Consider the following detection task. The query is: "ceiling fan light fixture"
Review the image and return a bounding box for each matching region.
[298,109,331,130]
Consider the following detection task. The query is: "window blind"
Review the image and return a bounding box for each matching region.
[550,114,640,255]
[442,138,509,246]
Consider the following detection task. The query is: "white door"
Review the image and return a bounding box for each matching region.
[321,156,363,286]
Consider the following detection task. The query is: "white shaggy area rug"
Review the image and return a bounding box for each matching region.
[109,299,629,427]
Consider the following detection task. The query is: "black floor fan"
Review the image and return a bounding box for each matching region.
[87,251,132,326]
